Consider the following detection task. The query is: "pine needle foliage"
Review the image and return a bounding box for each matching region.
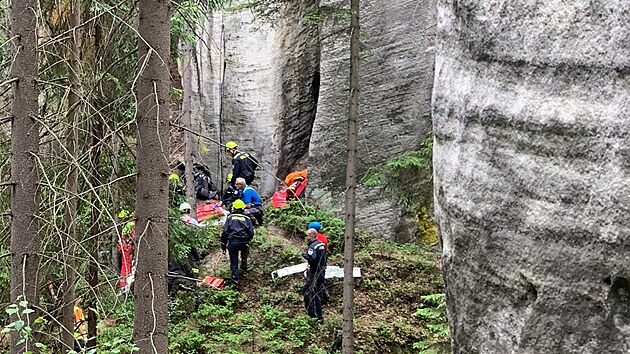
[361,131,434,212]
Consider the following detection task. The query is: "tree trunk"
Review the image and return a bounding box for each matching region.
[111,128,121,273]
[87,120,101,349]
[10,0,40,352]
[133,0,171,352]
[86,16,103,349]
[61,0,82,351]
[342,0,360,353]
[181,40,196,217]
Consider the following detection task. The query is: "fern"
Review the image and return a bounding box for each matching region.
[420,293,445,306]
[412,292,450,354]
[413,307,442,320]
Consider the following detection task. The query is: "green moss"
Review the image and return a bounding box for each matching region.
[417,207,438,246]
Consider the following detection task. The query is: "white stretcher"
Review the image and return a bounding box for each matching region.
[271,263,362,280]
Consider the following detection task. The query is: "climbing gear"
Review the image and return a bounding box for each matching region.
[308,221,321,231]
[285,170,307,187]
[225,141,238,150]
[232,199,246,210]
[179,202,192,211]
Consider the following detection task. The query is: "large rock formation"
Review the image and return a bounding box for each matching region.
[308,0,436,240]
[191,0,320,197]
[190,0,436,240]
[433,1,630,353]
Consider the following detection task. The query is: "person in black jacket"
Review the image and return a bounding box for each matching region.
[225,141,259,186]
[301,228,328,324]
[221,199,255,286]
[220,173,239,209]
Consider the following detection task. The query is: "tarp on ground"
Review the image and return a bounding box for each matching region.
[196,201,225,221]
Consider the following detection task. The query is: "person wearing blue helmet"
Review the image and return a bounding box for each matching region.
[308,221,329,252]
[301,228,327,323]
[308,221,321,230]
[307,221,331,304]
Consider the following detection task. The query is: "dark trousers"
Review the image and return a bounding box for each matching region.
[303,276,324,321]
[244,175,255,185]
[244,205,264,226]
[227,239,249,281]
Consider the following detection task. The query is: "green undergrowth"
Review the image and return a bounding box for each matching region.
[99,203,449,353]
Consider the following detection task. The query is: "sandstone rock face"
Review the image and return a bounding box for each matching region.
[433,1,630,353]
[192,0,436,239]
[191,0,320,197]
[308,0,436,240]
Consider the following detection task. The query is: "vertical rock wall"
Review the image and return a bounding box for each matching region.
[433,1,630,353]
[308,0,436,239]
[191,0,320,196]
[274,1,321,179]
[192,0,436,240]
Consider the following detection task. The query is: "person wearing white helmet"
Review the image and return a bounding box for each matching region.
[179,202,202,226]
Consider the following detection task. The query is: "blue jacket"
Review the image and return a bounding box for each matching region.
[239,185,262,207]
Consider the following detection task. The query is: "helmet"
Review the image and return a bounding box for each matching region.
[225,141,238,150]
[308,221,321,231]
[118,210,130,218]
[179,202,192,212]
[226,173,233,183]
[232,199,246,210]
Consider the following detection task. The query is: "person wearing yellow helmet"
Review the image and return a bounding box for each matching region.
[225,141,238,150]
[168,163,185,208]
[220,199,254,286]
[232,199,246,209]
[225,140,259,186]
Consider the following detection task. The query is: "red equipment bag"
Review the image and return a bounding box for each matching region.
[271,190,289,208]
[202,276,226,289]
